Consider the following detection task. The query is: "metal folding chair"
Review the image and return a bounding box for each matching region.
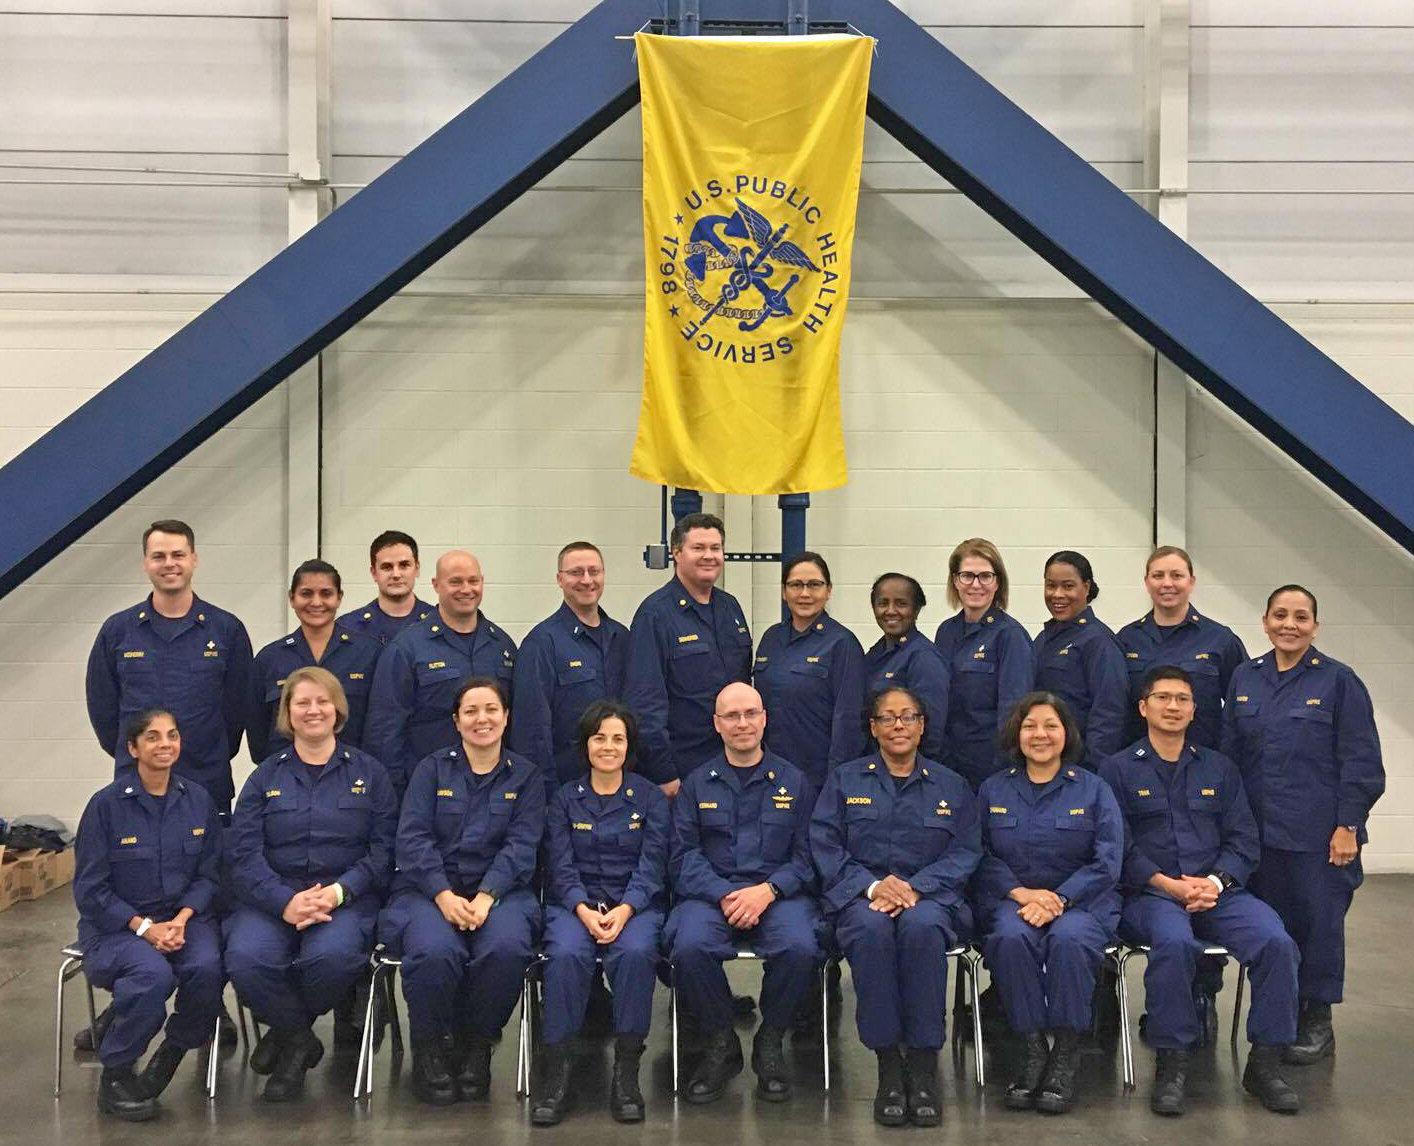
[352,947,404,1101]
[1112,943,1248,1089]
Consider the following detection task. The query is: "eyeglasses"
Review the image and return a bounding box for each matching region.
[1146,691,1194,706]
[560,566,603,579]
[871,711,923,727]
[954,570,997,587]
[716,708,764,723]
[784,579,827,592]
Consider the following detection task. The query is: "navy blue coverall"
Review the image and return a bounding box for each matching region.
[1222,648,1385,1003]
[1099,739,1299,1050]
[934,608,1035,788]
[811,755,981,1050]
[864,627,951,765]
[667,751,821,1034]
[87,596,254,810]
[540,772,669,1044]
[225,746,397,1031]
[74,774,225,1068]
[622,579,753,783]
[381,748,545,1045]
[975,765,1122,1033]
[1033,607,1129,764]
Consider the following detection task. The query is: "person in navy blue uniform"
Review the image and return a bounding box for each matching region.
[366,550,517,796]
[250,559,383,761]
[811,685,981,1127]
[1221,585,1385,1065]
[531,701,669,1126]
[1033,551,1128,764]
[977,693,1122,1114]
[1099,666,1301,1117]
[510,541,629,799]
[86,519,255,813]
[623,512,753,796]
[225,667,397,1101]
[752,551,866,789]
[74,709,224,1121]
[667,682,821,1105]
[865,573,950,764]
[338,530,433,646]
[934,538,1034,789]
[1117,547,1248,750]
[380,677,544,1105]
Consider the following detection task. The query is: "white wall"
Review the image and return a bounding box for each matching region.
[0,2,1410,868]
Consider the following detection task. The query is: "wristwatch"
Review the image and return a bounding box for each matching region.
[1342,824,1360,833]
[766,881,783,899]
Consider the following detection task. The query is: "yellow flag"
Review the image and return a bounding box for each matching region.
[630,34,872,495]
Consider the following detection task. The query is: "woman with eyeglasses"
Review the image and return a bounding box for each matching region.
[934,539,1035,789]
[977,693,1122,1114]
[753,551,866,788]
[865,573,951,765]
[811,686,981,1127]
[1220,585,1384,1066]
[1033,551,1129,764]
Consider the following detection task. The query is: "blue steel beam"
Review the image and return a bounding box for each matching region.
[0,0,654,597]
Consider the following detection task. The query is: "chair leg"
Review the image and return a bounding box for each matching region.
[83,977,98,1035]
[54,956,78,1098]
[206,1014,220,1099]
[670,973,680,1096]
[966,953,985,1088]
[1115,950,1136,1090]
[237,1000,251,1051]
[1231,963,1247,1049]
[354,964,382,1100]
[821,960,832,1093]
[385,969,403,1056]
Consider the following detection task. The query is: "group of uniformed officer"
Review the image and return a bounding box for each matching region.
[71,516,1383,1124]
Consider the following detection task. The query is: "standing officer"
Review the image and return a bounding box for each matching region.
[87,519,255,813]
[249,559,383,761]
[366,550,517,796]
[338,530,433,646]
[1221,585,1384,1064]
[73,709,224,1121]
[666,683,821,1105]
[624,513,753,796]
[864,573,951,765]
[1099,666,1301,1117]
[510,541,629,797]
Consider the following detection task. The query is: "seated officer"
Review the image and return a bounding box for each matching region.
[533,701,669,1126]
[976,693,1122,1115]
[226,667,397,1101]
[73,709,224,1121]
[381,677,544,1105]
[1099,666,1301,1117]
[510,541,629,799]
[366,550,517,797]
[811,685,980,1128]
[667,682,821,1105]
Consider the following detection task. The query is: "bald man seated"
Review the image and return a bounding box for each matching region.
[366,551,518,796]
[666,683,823,1105]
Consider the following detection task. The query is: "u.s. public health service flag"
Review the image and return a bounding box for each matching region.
[629,33,872,495]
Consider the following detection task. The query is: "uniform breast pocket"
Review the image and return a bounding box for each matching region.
[417,664,461,689]
[668,642,714,690]
[337,795,373,824]
[182,837,205,856]
[988,814,1018,830]
[263,683,284,706]
[342,672,373,701]
[1129,793,1169,819]
[434,800,468,840]
[556,664,601,689]
[107,845,158,897]
[760,809,797,856]
[954,659,996,701]
[116,655,158,695]
[844,801,879,822]
[486,798,515,837]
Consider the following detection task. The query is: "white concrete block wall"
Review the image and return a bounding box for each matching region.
[0,3,1411,869]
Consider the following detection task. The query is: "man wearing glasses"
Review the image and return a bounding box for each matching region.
[510,541,629,801]
[666,683,822,1106]
[1099,666,1301,1117]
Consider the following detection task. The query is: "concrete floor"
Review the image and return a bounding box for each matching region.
[1,878,1409,1146]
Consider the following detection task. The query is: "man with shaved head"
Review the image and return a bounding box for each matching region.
[366,550,517,796]
[666,683,822,1106]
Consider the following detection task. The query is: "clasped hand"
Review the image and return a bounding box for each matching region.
[868,875,919,918]
[282,883,340,931]
[1011,887,1065,927]
[435,889,495,932]
[575,902,634,944]
[720,882,776,929]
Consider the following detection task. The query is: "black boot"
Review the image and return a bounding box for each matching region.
[74,1004,115,1052]
[685,1027,743,1104]
[97,1066,158,1122]
[1005,1032,1050,1110]
[609,1035,646,1123]
[1035,1028,1079,1114]
[1192,987,1219,1048]
[732,993,758,1020]
[249,1026,284,1075]
[1091,967,1120,1040]
[263,1027,320,1102]
[791,975,822,1045]
[529,1041,574,1126]
[1243,1044,1301,1113]
[456,1031,494,1102]
[1283,1002,1334,1065]
[903,1047,941,1126]
[873,1047,907,1126]
[1150,1048,1189,1116]
[137,1040,188,1100]
[218,1007,238,1049]
[410,1039,457,1106]
[751,1023,791,1102]
[334,975,369,1051]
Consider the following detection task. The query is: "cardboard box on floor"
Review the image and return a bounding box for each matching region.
[0,846,75,913]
